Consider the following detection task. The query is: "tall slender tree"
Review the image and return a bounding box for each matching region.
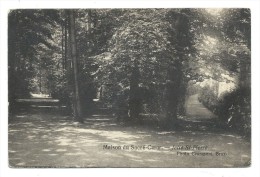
[68,10,82,121]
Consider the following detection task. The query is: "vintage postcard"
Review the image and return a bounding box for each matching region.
[7,8,252,168]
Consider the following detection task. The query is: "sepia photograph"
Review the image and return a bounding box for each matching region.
[7,8,252,168]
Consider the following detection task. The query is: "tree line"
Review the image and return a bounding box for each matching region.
[8,9,251,129]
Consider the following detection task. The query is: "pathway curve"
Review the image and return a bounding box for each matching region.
[185,94,216,120]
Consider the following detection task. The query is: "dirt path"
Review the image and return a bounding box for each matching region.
[186,94,217,120]
[9,96,250,168]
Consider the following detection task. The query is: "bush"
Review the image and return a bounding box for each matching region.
[218,87,251,137]
[198,85,219,114]
[198,86,251,137]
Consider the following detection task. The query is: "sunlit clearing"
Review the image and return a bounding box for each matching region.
[206,8,223,16]
[205,36,218,46]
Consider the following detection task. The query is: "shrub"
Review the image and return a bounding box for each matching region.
[198,86,251,137]
[198,85,219,114]
[219,87,251,137]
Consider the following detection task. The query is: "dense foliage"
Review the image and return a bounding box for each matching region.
[8,9,251,131]
[198,86,250,136]
[197,9,251,136]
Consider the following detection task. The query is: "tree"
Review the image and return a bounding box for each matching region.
[8,9,60,111]
[68,10,82,121]
[163,9,212,125]
[96,9,211,127]
[196,9,251,136]
[106,10,174,121]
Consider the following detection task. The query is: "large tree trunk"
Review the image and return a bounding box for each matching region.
[164,11,189,128]
[238,52,250,89]
[165,61,182,129]
[39,67,42,93]
[68,10,82,122]
[8,13,18,114]
[61,22,64,70]
[64,13,68,69]
[177,79,188,116]
[128,61,141,122]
